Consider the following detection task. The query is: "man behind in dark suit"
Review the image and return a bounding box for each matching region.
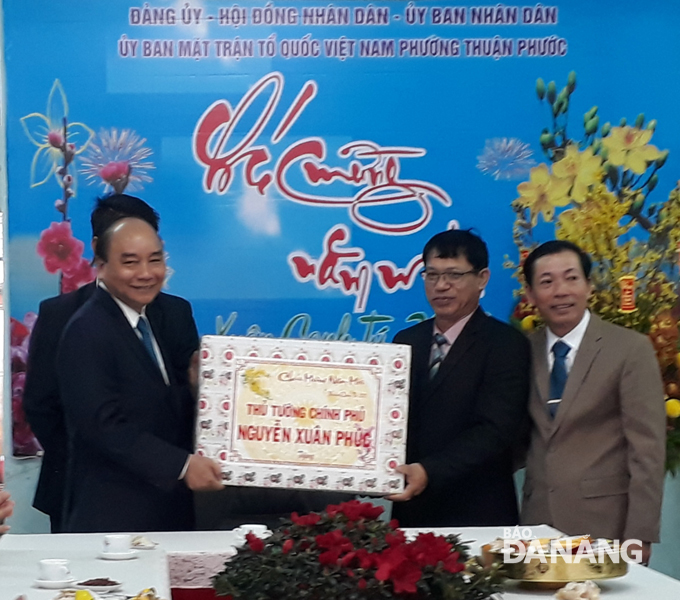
[388,229,530,527]
[57,217,223,532]
[24,195,199,532]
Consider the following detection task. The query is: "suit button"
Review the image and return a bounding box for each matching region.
[549,487,555,493]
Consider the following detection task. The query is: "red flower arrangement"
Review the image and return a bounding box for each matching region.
[212,500,503,599]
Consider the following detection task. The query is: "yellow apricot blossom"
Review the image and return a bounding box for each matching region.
[521,315,538,332]
[602,126,662,174]
[515,164,572,225]
[556,209,582,240]
[666,399,680,419]
[552,145,604,202]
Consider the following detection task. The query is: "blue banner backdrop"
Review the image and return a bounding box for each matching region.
[5,1,680,454]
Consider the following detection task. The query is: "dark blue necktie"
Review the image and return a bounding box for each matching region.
[548,340,570,418]
[136,316,160,368]
[429,333,448,380]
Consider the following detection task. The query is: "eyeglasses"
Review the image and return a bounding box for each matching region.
[420,269,479,285]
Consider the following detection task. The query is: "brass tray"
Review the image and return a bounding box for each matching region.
[481,537,628,587]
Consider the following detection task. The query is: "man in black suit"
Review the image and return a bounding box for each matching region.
[23,195,199,532]
[388,229,530,527]
[57,217,223,532]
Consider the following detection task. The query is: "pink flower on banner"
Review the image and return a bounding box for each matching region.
[99,161,130,187]
[62,257,96,293]
[10,316,31,349]
[81,128,154,194]
[20,79,94,191]
[37,221,84,274]
[12,371,42,456]
[47,131,64,148]
[10,314,37,371]
[10,313,41,456]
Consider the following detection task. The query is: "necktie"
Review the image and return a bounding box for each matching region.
[429,333,448,380]
[136,316,160,368]
[548,340,570,418]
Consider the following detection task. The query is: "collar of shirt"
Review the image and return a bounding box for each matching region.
[546,310,591,372]
[433,309,476,359]
[98,282,169,385]
[98,281,148,328]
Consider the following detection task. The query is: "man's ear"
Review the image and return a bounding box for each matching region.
[91,237,98,255]
[525,285,536,307]
[478,268,491,290]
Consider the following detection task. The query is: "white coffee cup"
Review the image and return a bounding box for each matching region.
[38,558,71,581]
[103,534,132,554]
[238,523,268,536]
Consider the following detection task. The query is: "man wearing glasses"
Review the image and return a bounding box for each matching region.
[388,229,531,527]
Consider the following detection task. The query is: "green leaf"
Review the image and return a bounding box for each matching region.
[567,70,577,93]
[536,78,546,100]
[547,81,557,104]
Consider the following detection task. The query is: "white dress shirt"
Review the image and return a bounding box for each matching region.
[99,283,169,386]
[545,310,591,373]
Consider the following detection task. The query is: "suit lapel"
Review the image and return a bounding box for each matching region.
[95,289,169,387]
[146,301,177,386]
[146,297,164,332]
[550,315,602,435]
[530,329,554,433]
[531,329,550,402]
[409,319,434,398]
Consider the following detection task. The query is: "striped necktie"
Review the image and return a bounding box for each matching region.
[429,333,448,380]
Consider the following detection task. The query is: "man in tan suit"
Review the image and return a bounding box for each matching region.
[520,240,665,565]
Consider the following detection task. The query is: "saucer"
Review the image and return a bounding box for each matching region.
[235,527,273,539]
[97,549,138,560]
[34,576,76,589]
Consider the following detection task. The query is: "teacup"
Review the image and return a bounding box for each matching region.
[238,523,268,537]
[103,534,132,554]
[38,558,71,581]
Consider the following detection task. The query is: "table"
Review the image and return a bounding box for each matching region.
[2,526,680,600]
[0,531,242,600]
[0,533,170,599]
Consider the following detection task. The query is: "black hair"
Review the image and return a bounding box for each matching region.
[90,193,160,239]
[422,229,489,271]
[523,240,592,286]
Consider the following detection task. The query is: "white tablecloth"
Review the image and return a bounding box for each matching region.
[0,535,170,600]
[2,526,680,600]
